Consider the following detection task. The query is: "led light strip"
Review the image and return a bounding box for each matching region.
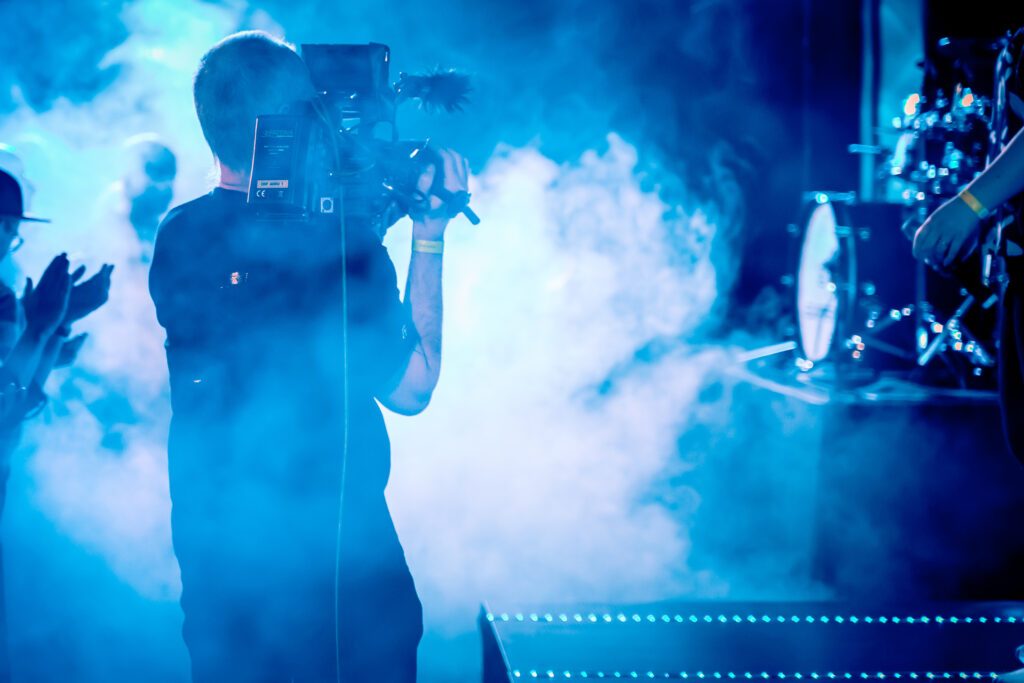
[486,613,1021,625]
[508,671,998,680]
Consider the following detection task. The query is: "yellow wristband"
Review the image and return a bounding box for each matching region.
[412,239,444,255]
[959,189,988,218]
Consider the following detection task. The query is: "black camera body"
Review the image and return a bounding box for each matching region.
[247,43,470,236]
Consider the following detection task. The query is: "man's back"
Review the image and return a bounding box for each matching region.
[149,187,423,682]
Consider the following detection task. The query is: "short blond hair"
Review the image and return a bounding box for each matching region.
[193,31,314,171]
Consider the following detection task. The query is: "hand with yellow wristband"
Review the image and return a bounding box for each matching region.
[409,147,471,252]
[912,188,987,269]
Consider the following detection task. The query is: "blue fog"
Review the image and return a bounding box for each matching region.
[0,1,973,681]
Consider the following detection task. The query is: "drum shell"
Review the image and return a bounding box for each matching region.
[794,198,917,371]
[793,196,998,385]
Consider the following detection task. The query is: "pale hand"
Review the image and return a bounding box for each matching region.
[56,333,88,369]
[912,196,981,268]
[65,264,114,324]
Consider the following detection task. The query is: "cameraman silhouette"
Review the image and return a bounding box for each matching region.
[149,31,467,683]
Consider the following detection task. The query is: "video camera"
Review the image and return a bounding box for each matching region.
[247,43,478,235]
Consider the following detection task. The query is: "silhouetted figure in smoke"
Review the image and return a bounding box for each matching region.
[0,151,112,682]
[149,32,466,683]
[72,133,177,453]
[93,134,177,266]
[121,134,176,261]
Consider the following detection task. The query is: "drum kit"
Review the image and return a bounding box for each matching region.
[787,37,1019,390]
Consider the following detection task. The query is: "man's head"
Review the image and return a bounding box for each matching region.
[0,165,47,261]
[194,31,314,174]
[122,133,177,242]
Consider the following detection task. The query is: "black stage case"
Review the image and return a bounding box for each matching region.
[480,601,1024,682]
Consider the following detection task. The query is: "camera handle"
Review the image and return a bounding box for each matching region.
[432,187,481,225]
[401,182,481,226]
[403,144,481,225]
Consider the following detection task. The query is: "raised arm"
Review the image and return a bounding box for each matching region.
[5,254,71,388]
[379,148,469,415]
[33,263,112,390]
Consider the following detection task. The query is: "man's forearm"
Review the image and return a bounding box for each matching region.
[380,225,445,415]
[968,127,1024,210]
[407,246,443,369]
[31,332,63,390]
[379,147,466,414]
[4,328,50,388]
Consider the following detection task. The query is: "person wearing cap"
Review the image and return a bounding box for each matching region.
[0,168,71,427]
[0,162,113,680]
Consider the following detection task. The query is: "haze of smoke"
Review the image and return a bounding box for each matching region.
[0,0,254,599]
[4,0,743,607]
[384,136,730,622]
[0,1,786,681]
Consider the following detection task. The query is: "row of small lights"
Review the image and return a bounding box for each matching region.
[509,671,997,680]
[486,613,1021,625]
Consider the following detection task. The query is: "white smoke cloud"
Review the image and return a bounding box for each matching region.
[384,137,729,622]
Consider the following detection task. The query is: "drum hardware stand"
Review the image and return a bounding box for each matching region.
[914,214,1011,371]
[916,294,994,369]
[847,329,917,362]
[862,303,914,335]
[802,190,857,205]
[914,283,998,371]
[981,214,1014,289]
[841,300,916,362]
[736,341,798,364]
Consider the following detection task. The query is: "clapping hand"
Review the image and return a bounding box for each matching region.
[64,263,113,324]
[23,254,71,339]
[55,333,87,369]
